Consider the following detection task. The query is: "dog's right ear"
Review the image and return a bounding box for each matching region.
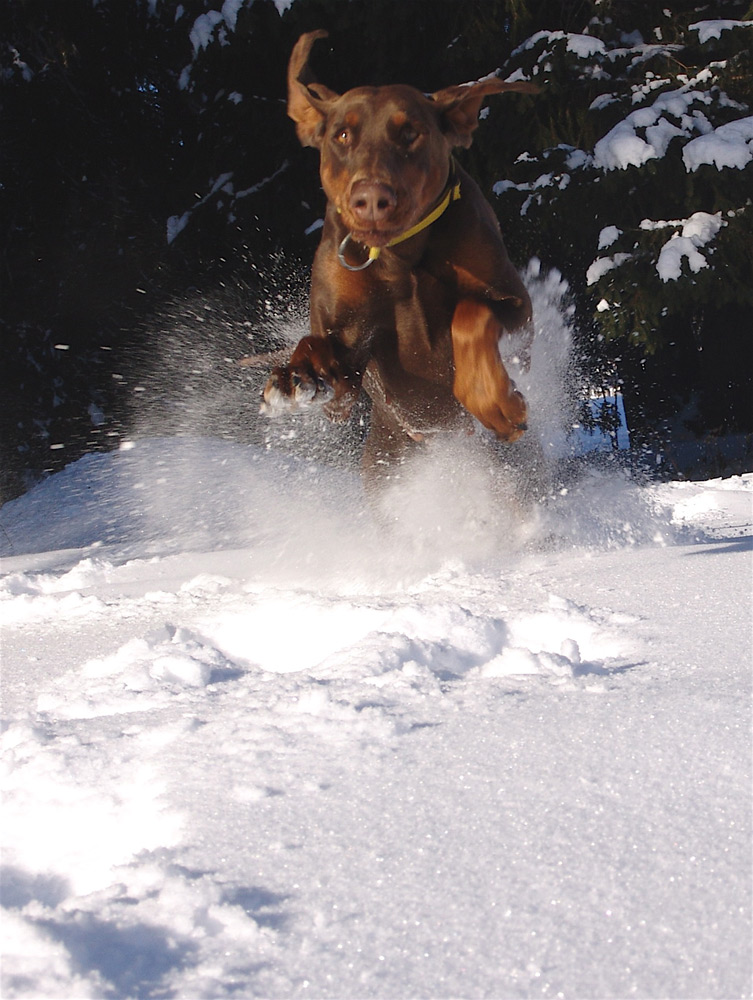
[431,76,540,149]
[287,30,339,148]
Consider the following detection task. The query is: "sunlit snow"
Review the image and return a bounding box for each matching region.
[2,271,750,999]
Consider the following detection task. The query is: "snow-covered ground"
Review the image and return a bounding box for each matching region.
[1,267,751,998]
[1,431,750,999]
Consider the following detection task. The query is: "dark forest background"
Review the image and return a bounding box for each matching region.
[2,0,752,503]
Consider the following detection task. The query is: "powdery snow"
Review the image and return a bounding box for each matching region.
[587,212,726,288]
[167,171,234,244]
[682,115,753,171]
[189,10,225,54]
[513,30,606,60]
[689,19,753,45]
[592,86,714,171]
[592,95,751,175]
[1,428,751,1000]
[651,211,725,282]
[585,252,631,286]
[597,225,621,249]
[1,269,751,999]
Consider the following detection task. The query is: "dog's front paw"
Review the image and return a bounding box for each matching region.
[492,385,528,442]
[260,365,334,415]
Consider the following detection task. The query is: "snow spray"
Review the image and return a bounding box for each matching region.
[124,260,672,579]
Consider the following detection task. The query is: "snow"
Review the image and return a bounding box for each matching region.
[1,274,752,998]
[594,115,659,170]
[591,84,710,171]
[189,11,225,54]
[585,252,631,286]
[166,212,190,245]
[682,115,753,171]
[653,211,724,282]
[689,19,753,45]
[589,72,749,174]
[167,171,234,244]
[512,31,606,60]
[1,440,750,999]
[597,226,621,249]
[592,95,752,175]
[187,2,247,52]
[564,34,606,59]
[220,0,244,33]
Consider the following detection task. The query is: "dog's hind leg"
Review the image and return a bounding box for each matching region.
[360,406,423,497]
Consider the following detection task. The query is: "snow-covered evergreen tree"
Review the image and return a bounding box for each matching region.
[491,2,752,449]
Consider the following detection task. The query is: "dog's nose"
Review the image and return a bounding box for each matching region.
[349,181,397,224]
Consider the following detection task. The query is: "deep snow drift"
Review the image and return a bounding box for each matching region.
[1,267,751,998]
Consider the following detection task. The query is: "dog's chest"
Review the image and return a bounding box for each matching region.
[380,265,452,371]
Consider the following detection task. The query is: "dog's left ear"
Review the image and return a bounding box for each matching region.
[431,77,539,148]
[287,30,340,148]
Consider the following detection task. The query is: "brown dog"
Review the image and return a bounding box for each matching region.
[262,30,537,487]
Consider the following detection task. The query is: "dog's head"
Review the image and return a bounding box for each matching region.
[287,30,537,248]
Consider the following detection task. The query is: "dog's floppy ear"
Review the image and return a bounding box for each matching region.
[430,76,539,149]
[287,30,340,148]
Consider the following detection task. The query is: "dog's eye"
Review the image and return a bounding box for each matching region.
[399,125,419,147]
[335,128,352,146]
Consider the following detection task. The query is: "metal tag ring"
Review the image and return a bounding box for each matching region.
[337,233,377,271]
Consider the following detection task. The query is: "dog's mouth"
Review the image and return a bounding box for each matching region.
[344,207,422,249]
[347,225,403,248]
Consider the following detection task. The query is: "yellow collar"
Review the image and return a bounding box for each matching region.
[337,171,462,271]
